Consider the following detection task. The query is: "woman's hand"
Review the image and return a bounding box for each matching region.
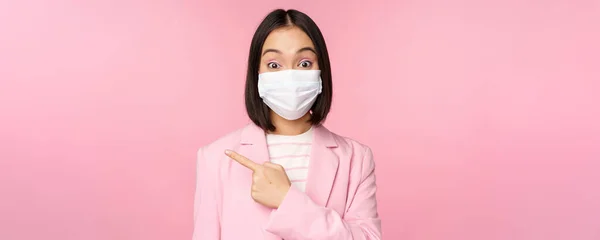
[225,150,291,209]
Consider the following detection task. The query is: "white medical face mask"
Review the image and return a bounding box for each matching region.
[257,70,323,120]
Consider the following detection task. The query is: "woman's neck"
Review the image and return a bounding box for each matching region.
[269,111,313,136]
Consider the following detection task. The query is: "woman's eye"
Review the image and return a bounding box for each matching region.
[299,60,312,68]
[267,62,280,69]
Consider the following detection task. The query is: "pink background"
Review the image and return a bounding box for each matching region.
[1,0,599,239]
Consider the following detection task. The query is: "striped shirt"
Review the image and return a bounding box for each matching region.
[266,127,313,192]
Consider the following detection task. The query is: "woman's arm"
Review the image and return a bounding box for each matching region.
[264,147,382,240]
[192,147,221,240]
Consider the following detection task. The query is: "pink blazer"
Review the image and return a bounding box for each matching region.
[192,123,382,240]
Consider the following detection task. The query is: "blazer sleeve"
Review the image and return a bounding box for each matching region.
[264,147,382,240]
[192,147,221,240]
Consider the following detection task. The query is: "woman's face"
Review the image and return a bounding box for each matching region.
[259,26,319,73]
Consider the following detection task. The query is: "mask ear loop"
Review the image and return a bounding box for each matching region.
[318,76,323,94]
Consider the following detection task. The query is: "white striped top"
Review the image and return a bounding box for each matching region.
[266,127,313,192]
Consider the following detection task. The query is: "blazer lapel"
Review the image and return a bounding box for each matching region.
[238,123,281,240]
[239,123,270,165]
[305,125,339,207]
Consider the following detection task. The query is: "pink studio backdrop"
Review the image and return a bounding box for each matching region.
[1,0,599,239]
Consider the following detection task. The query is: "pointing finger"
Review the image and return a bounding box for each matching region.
[225,150,260,171]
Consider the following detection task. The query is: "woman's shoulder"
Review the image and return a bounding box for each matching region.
[325,129,377,177]
[324,127,374,163]
[331,132,369,150]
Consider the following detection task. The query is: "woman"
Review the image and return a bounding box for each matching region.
[193,9,382,240]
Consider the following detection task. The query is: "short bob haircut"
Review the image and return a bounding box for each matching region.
[244,9,333,132]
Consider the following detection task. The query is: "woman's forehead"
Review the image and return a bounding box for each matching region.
[262,27,315,53]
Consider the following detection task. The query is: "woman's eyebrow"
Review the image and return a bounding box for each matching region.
[262,47,316,56]
[262,49,281,56]
[297,47,316,54]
